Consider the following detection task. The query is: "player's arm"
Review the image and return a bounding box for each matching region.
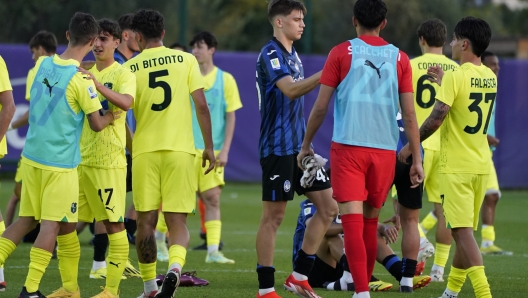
[125,122,133,154]
[418,100,450,142]
[305,217,343,237]
[86,110,117,132]
[78,67,133,110]
[297,84,334,168]
[10,111,29,130]
[487,134,499,147]
[0,89,15,139]
[191,88,215,174]
[276,71,322,100]
[400,92,422,163]
[217,111,235,167]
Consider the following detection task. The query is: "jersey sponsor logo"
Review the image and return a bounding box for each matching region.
[284,180,291,192]
[364,60,385,79]
[42,78,58,96]
[270,175,280,180]
[87,86,98,99]
[71,202,77,214]
[270,58,281,70]
[267,50,277,55]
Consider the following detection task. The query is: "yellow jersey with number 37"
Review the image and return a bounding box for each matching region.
[124,47,204,158]
[436,62,497,174]
[410,53,458,151]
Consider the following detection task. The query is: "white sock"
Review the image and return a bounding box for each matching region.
[169,262,182,273]
[400,277,413,287]
[342,270,353,283]
[353,291,370,298]
[429,211,438,220]
[155,230,166,242]
[481,240,493,248]
[292,271,308,281]
[144,279,158,294]
[259,288,275,295]
[207,244,219,254]
[0,267,4,282]
[92,260,106,271]
[442,288,459,297]
[432,264,444,274]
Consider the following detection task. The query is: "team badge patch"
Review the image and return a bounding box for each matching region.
[284,180,291,192]
[104,82,113,89]
[87,86,98,99]
[71,202,77,214]
[270,58,281,70]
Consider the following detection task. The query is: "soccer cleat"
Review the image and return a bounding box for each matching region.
[283,274,321,298]
[480,245,513,255]
[0,281,5,291]
[46,287,81,298]
[18,287,46,298]
[192,240,224,251]
[413,275,432,289]
[368,280,392,292]
[123,259,141,278]
[256,291,282,298]
[137,291,158,298]
[90,267,107,279]
[157,240,169,262]
[416,239,435,275]
[430,269,444,282]
[415,261,426,276]
[155,268,180,298]
[205,251,235,264]
[91,286,119,298]
[399,285,413,292]
[180,271,209,287]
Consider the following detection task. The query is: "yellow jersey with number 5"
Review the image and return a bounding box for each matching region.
[124,47,204,158]
[410,53,458,151]
[436,62,497,174]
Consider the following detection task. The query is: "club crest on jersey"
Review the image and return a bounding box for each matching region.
[284,180,291,192]
[71,202,77,214]
[104,82,113,89]
[270,58,281,70]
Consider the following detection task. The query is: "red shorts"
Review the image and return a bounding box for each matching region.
[330,142,395,208]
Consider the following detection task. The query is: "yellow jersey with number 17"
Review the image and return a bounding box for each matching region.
[0,56,13,158]
[124,47,204,158]
[410,53,458,151]
[436,62,497,174]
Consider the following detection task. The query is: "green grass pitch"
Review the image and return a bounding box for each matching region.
[0,180,527,297]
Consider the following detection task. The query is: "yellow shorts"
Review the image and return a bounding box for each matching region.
[19,163,79,222]
[440,173,488,230]
[14,158,23,183]
[486,156,501,198]
[195,150,224,192]
[424,149,441,203]
[78,166,127,223]
[133,151,196,214]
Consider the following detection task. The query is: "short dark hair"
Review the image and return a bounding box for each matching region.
[189,31,218,49]
[353,0,387,30]
[417,19,447,48]
[169,42,187,52]
[131,9,164,40]
[29,30,57,53]
[454,17,492,57]
[117,13,134,31]
[98,18,121,41]
[267,0,307,22]
[481,51,496,62]
[69,12,99,47]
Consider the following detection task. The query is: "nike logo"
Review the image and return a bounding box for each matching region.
[267,50,276,55]
[106,206,116,213]
[109,261,120,268]
[270,175,280,180]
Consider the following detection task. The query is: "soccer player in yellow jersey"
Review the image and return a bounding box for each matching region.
[0,55,16,291]
[0,12,118,298]
[411,19,459,282]
[123,10,215,298]
[190,31,242,264]
[47,19,136,298]
[400,17,495,298]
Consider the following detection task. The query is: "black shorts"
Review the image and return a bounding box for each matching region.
[261,154,331,201]
[393,156,423,209]
[308,256,343,288]
[126,154,132,193]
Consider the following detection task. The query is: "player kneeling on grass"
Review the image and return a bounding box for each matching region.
[293,199,432,293]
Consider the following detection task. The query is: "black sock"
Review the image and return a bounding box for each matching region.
[257,264,275,289]
[293,249,316,277]
[382,254,402,282]
[339,254,349,272]
[93,233,109,262]
[402,258,418,278]
[124,218,137,236]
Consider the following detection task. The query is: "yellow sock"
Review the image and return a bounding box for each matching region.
[447,266,467,293]
[139,262,157,283]
[25,247,52,293]
[433,243,451,267]
[467,266,492,298]
[418,222,426,238]
[0,236,16,266]
[156,212,168,233]
[0,221,5,236]
[168,244,186,268]
[57,231,80,293]
[106,230,129,295]
[205,220,221,249]
[421,211,438,233]
[481,225,495,242]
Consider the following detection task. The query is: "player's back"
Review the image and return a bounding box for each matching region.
[411,54,458,151]
[125,47,204,157]
[438,63,497,174]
